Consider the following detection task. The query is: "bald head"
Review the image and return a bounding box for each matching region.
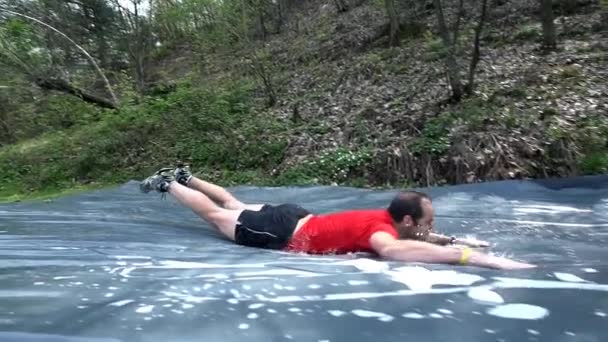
[387,191,432,224]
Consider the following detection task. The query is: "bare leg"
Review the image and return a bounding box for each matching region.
[187,176,264,211]
[167,182,242,241]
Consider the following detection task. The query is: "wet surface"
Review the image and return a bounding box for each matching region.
[1,176,607,341]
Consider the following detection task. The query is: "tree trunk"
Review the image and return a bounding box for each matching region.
[465,0,489,95]
[275,0,285,33]
[452,0,465,49]
[433,0,463,102]
[540,0,557,51]
[35,78,117,109]
[600,0,608,30]
[255,3,267,40]
[385,0,399,46]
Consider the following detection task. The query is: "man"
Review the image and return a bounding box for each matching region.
[140,166,535,270]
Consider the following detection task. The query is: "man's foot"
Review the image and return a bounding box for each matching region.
[140,168,175,193]
[174,163,193,186]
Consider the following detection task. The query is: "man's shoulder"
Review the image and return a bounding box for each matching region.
[333,208,386,215]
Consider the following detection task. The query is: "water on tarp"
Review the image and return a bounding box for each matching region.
[0,176,607,342]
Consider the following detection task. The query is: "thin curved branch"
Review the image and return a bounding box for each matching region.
[0,7,119,105]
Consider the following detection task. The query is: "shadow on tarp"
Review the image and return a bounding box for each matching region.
[0,175,607,342]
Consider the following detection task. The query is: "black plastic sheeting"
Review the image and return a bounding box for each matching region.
[1,176,607,342]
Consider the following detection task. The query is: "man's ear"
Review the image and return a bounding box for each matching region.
[402,215,414,227]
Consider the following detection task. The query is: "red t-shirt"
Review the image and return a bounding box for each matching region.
[285,209,399,254]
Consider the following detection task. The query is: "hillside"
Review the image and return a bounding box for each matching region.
[0,0,606,200]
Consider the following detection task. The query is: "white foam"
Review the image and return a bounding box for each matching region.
[514,205,591,214]
[288,307,302,313]
[159,260,265,269]
[108,286,118,290]
[34,282,44,285]
[114,255,151,260]
[274,284,284,290]
[161,291,218,303]
[387,267,484,290]
[328,310,346,317]
[267,309,277,313]
[135,305,154,314]
[238,323,249,330]
[53,276,76,280]
[583,268,598,273]
[249,303,265,309]
[554,273,587,283]
[351,309,394,322]
[227,299,239,304]
[105,293,114,298]
[487,304,549,320]
[437,309,453,315]
[235,269,321,277]
[108,299,134,307]
[493,277,608,291]
[182,304,194,309]
[309,284,321,289]
[429,313,443,318]
[116,261,127,266]
[484,329,496,334]
[284,286,296,291]
[203,284,213,290]
[119,267,135,278]
[595,311,606,317]
[348,280,369,286]
[171,309,184,314]
[253,286,470,303]
[333,258,389,273]
[565,331,576,336]
[467,288,504,304]
[527,329,540,335]
[247,313,258,319]
[402,313,425,319]
[514,219,608,227]
[242,285,252,290]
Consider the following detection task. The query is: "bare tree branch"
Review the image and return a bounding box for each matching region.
[35,77,117,109]
[0,7,118,105]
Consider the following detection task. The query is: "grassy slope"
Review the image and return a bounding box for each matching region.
[0,1,607,202]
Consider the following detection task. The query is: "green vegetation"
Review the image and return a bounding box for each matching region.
[276,148,373,186]
[514,24,541,42]
[0,79,291,200]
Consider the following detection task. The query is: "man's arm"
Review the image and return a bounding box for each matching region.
[425,233,453,245]
[427,233,490,248]
[370,232,535,270]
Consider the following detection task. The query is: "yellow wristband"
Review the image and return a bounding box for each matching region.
[459,247,472,265]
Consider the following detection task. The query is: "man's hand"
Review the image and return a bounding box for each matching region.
[493,258,537,270]
[454,237,490,248]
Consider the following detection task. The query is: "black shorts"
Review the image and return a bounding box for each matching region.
[234,203,311,250]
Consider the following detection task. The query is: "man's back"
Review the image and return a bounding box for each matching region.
[285,209,399,254]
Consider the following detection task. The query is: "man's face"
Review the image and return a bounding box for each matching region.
[399,198,435,240]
